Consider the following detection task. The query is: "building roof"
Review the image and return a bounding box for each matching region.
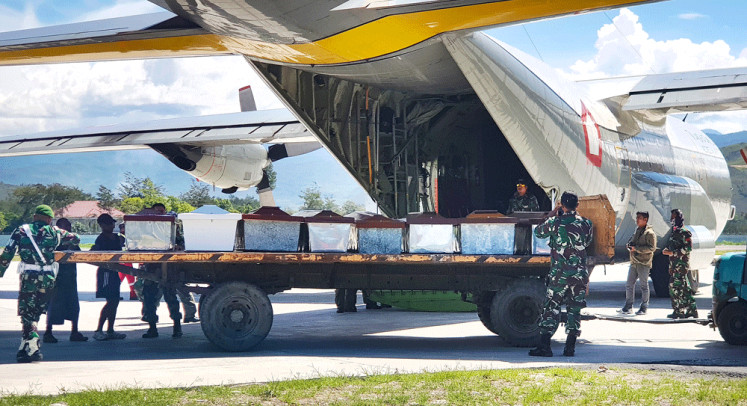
[55,201,124,219]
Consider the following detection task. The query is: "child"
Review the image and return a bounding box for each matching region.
[92,214,126,341]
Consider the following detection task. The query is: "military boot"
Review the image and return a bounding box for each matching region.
[528,333,553,357]
[172,320,183,338]
[142,322,158,339]
[16,339,31,363]
[563,334,577,356]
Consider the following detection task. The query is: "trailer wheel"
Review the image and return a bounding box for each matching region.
[717,301,747,345]
[488,278,545,347]
[200,282,273,352]
[476,292,499,335]
[650,254,670,298]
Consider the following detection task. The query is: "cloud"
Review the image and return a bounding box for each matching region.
[73,0,166,23]
[566,8,747,134]
[678,13,707,20]
[568,8,747,79]
[0,3,41,32]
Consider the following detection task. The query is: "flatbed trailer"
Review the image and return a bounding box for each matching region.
[55,250,555,351]
[54,195,617,351]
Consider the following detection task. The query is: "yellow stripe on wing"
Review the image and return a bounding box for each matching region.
[0,0,655,66]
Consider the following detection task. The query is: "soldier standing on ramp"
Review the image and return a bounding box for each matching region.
[506,179,540,214]
[662,209,698,319]
[529,191,593,357]
[0,205,80,363]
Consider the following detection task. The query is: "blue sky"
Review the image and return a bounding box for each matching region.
[1,0,746,210]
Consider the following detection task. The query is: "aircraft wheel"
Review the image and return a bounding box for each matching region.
[717,301,747,345]
[200,281,273,352]
[488,278,545,347]
[650,254,671,298]
[476,291,499,335]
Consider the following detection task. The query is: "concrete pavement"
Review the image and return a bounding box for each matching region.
[0,261,745,395]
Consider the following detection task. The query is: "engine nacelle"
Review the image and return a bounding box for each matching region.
[152,143,269,191]
[190,144,269,190]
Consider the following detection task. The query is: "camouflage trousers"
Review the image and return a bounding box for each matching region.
[141,279,182,324]
[539,269,588,336]
[669,272,697,317]
[18,270,56,334]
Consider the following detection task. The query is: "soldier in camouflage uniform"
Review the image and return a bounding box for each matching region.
[662,209,698,319]
[529,191,593,357]
[0,205,80,363]
[507,179,540,214]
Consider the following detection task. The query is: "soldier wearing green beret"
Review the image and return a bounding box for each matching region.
[0,204,80,363]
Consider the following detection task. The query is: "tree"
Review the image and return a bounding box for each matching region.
[118,172,143,199]
[299,184,342,212]
[12,183,92,219]
[119,197,146,214]
[96,185,117,210]
[265,164,277,190]
[140,178,164,200]
[227,195,260,213]
[0,212,7,232]
[340,200,365,215]
[181,182,214,208]
[299,184,324,210]
[166,196,195,214]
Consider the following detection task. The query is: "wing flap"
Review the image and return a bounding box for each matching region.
[603,67,747,114]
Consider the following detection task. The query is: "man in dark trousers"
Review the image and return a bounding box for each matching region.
[529,191,593,357]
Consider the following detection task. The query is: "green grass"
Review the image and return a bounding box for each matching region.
[716,240,747,246]
[2,367,747,405]
[716,248,744,256]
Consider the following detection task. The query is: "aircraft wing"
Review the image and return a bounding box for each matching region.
[0,11,231,66]
[0,109,316,157]
[587,67,747,115]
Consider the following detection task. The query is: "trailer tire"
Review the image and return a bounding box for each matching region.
[489,278,545,347]
[717,301,747,345]
[650,254,670,298]
[476,292,499,335]
[200,282,273,352]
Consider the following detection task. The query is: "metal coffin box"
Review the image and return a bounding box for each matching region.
[406,213,459,254]
[297,210,355,253]
[347,212,404,254]
[461,211,516,255]
[242,207,303,252]
[532,225,552,255]
[178,205,242,251]
[123,214,176,251]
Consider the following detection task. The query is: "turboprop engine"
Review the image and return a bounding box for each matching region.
[150,143,269,193]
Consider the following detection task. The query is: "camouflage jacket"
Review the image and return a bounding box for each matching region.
[666,227,692,274]
[534,211,593,275]
[507,192,540,214]
[0,221,80,277]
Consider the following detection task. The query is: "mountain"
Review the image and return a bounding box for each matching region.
[706,130,747,148]
[0,149,373,210]
[0,183,18,201]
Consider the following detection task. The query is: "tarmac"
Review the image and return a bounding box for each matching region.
[1,260,746,395]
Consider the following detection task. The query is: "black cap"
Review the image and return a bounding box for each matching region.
[635,211,649,219]
[560,191,578,210]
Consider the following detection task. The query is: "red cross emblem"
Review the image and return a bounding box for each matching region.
[582,102,602,167]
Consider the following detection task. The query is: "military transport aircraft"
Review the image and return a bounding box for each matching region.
[1,0,746,295]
